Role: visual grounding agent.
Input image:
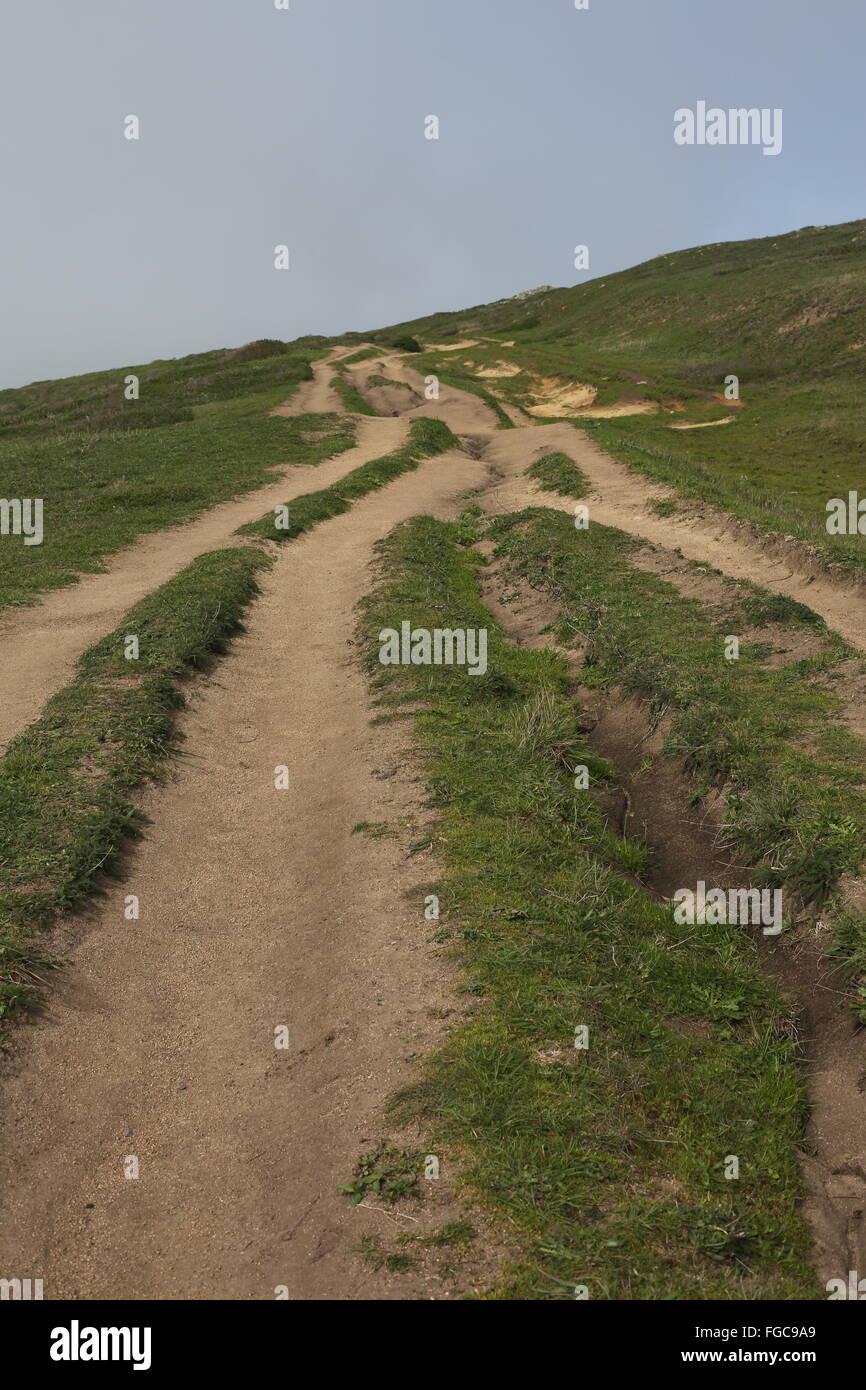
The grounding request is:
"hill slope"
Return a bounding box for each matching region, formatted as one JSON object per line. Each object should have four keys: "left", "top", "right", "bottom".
{"left": 360, "top": 219, "right": 866, "bottom": 571}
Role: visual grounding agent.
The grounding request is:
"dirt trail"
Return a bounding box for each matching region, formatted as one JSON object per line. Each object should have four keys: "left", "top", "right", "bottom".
{"left": 6, "top": 351, "right": 866, "bottom": 1300}
{"left": 0, "top": 442, "right": 486, "bottom": 1301}
{"left": 0, "top": 415, "right": 407, "bottom": 753}
{"left": 481, "top": 423, "right": 866, "bottom": 656}
{"left": 367, "top": 353, "right": 501, "bottom": 434}
{"left": 269, "top": 345, "right": 356, "bottom": 417}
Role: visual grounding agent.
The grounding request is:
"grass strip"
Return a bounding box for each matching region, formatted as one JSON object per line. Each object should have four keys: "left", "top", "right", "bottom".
{"left": 488, "top": 508, "right": 866, "bottom": 899}
{"left": 339, "top": 347, "right": 384, "bottom": 367}
{"left": 0, "top": 405, "right": 355, "bottom": 614}
{"left": 0, "top": 546, "right": 271, "bottom": 1027}
{"left": 488, "top": 507, "right": 866, "bottom": 996}
{"left": 526, "top": 451, "right": 589, "bottom": 498}
{"left": 331, "top": 365, "right": 379, "bottom": 416}
{"left": 238, "top": 417, "right": 459, "bottom": 544}
{"left": 356, "top": 514, "right": 818, "bottom": 1299}
{"left": 411, "top": 356, "right": 516, "bottom": 429}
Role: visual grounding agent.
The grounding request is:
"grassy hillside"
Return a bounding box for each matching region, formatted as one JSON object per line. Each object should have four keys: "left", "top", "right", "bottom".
{"left": 0, "top": 339, "right": 353, "bottom": 612}
{"left": 368, "top": 219, "right": 866, "bottom": 572}
{"left": 5, "top": 218, "right": 866, "bottom": 615}
{"left": 375, "top": 221, "right": 866, "bottom": 374}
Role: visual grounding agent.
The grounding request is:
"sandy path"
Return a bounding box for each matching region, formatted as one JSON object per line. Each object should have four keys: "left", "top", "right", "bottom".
{"left": 5, "top": 356, "right": 866, "bottom": 1302}
{"left": 269, "top": 345, "right": 356, "bottom": 417}
{"left": 370, "top": 353, "right": 501, "bottom": 434}
{"left": 0, "top": 416, "right": 407, "bottom": 753}
{"left": 481, "top": 423, "right": 866, "bottom": 655}
{"left": 0, "top": 442, "right": 486, "bottom": 1301}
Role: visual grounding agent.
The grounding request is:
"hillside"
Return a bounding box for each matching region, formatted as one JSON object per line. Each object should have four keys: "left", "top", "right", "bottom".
{"left": 372, "top": 219, "right": 866, "bottom": 380}
{"left": 363, "top": 219, "right": 866, "bottom": 570}
{"left": 4, "top": 220, "right": 866, "bottom": 1302}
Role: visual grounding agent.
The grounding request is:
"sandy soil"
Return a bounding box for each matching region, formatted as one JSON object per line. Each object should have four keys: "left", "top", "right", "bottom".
{"left": 524, "top": 377, "right": 597, "bottom": 416}
{"left": 669, "top": 416, "right": 735, "bottom": 430}
{"left": 475, "top": 362, "right": 521, "bottom": 379}
{"left": 5, "top": 350, "right": 866, "bottom": 1300}
{"left": 269, "top": 346, "right": 357, "bottom": 417}
{"left": 0, "top": 442, "right": 487, "bottom": 1301}
{"left": 481, "top": 423, "right": 866, "bottom": 655}
{"left": 0, "top": 414, "right": 408, "bottom": 753}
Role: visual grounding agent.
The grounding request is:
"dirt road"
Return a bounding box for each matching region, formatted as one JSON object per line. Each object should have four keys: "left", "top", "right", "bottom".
{"left": 4, "top": 348, "right": 866, "bottom": 1299}
{"left": 0, "top": 440, "right": 485, "bottom": 1300}
{"left": 0, "top": 414, "right": 406, "bottom": 753}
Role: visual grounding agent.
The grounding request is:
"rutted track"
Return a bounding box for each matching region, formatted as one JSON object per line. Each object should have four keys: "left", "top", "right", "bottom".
{"left": 4, "top": 345, "right": 866, "bottom": 1300}
{"left": 0, "top": 406, "right": 407, "bottom": 754}
{"left": 373, "top": 355, "right": 866, "bottom": 655}
{"left": 0, "top": 440, "right": 484, "bottom": 1300}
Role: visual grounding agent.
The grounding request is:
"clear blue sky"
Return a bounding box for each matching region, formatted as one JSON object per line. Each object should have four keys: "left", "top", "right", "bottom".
{"left": 2, "top": 0, "right": 864, "bottom": 387}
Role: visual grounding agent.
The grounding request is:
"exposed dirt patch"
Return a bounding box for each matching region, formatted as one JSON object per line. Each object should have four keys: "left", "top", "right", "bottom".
{"left": 423, "top": 340, "right": 480, "bottom": 352}
{"left": 379, "top": 353, "right": 501, "bottom": 433}
{"left": 817, "top": 658, "right": 866, "bottom": 743}
{"left": 669, "top": 416, "right": 736, "bottom": 430}
{"left": 525, "top": 376, "right": 597, "bottom": 417}
{"left": 475, "top": 361, "right": 521, "bottom": 379}
{"left": 777, "top": 305, "right": 835, "bottom": 335}
{"left": 350, "top": 364, "right": 421, "bottom": 417}
{"left": 631, "top": 545, "right": 744, "bottom": 609}
{"left": 576, "top": 401, "right": 658, "bottom": 419}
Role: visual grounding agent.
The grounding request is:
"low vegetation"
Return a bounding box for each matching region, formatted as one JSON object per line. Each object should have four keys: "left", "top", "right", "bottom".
{"left": 373, "top": 219, "right": 866, "bottom": 572}
{"left": 357, "top": 514, "right": 819, "bottom": 1299}
{"left": 239, "top": 417, "right": 457, "bottom": 543}
{"left": 0, "top": 334, "right": 354, "bottom": 614}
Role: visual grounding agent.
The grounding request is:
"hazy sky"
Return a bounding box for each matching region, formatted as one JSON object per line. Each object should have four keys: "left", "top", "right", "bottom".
{"left": 2, "top": 0, "right": 864, "bottom": 388}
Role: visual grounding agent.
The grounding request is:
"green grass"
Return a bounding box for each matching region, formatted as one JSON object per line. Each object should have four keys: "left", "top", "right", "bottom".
{"left": 340, "top": 1140, "right": 424, "bottom": 1206}
{"left": 352, "top": 1221, "right": 477, "bottom": 1279}
{"left": 527, "top": 451, "right": 588, "bottom": 498}
{"left": 371, "top": 218, "right": 866, "bottom": 572}
{"left": 0, "top": 339, "right": 317, "bottom": 439}
{"left": 582, "top": 392, "right": 866, "bottom": 574}
{"left": 339, "top": 347, "right": 383, "bottom": 366}
{"left": 356, "top": 514, "right": 820, "bottom": 1300}
{"left": 0, "top": 546, "right": 271, "bottom": 1026}
{"left": 0, "top": 395, "right": 355, "bottom": 614}
{"left": 487, "top": 507, "right": 866, "bottom": 910}
{"left": 331, "top": 364, "right": 379, "bottom": 416}
{"left": 0, "top": 331, "right": 356, "bottom": 614}
{"left": 238, "top": 417, "right": 458, "bottom": 544}
{"left": 411, "top": 355, "right": 516, "bottom": 429}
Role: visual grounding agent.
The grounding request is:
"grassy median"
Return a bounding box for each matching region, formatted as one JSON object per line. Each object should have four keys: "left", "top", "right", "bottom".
{"left": 355, "top": 513, "right": 822, "bottom": 1300}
